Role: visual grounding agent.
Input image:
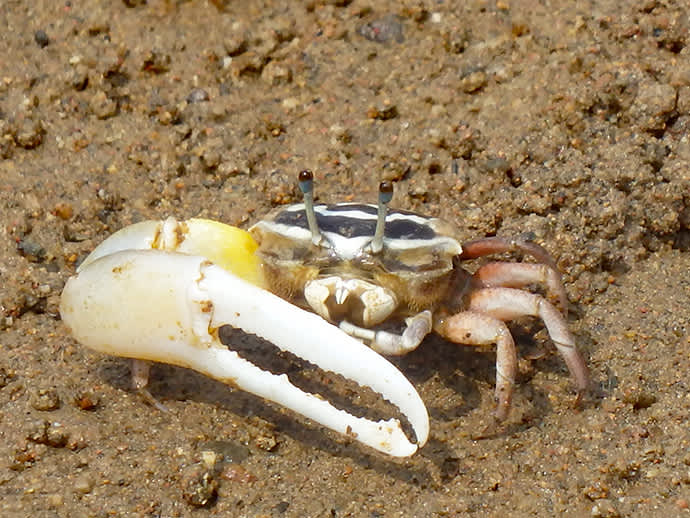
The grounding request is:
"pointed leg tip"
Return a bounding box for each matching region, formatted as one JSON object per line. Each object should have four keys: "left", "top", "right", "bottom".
{"left": 573, "top": 387, "right": 589, "bottom": 409}
{"left": 137, "top": 387, "right": 169, "bottom": 412}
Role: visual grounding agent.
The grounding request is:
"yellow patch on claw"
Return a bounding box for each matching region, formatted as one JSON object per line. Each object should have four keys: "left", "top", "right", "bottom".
{"left": 182, "top": 219, "right": 265, "bottom": 288}
{"left": 77, "top": 216, "right": 266, "bottom": 289}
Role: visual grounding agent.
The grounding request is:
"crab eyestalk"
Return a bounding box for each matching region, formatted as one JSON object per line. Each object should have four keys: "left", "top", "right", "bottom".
{"left": 371, "top": 181, "right": 393, "bottom": 254}
{"left": 298, "top": 170, "right": 322, "bottom": 246}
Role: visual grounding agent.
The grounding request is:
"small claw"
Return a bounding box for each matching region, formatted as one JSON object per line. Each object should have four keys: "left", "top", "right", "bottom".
{"left": 61, "top": 249, "right": 428, "bottom": 457}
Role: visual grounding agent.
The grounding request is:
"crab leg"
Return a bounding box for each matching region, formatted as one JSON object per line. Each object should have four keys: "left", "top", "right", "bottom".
{"left": 60, "top": 249, "right": 428, "bottom": 457}
{"left": 459, "top": 235, "right": 560, "bottom": 270}
{"left": 468, "top": 287, "right": 589, "bottom": 394}
{"left": 434, "top": 311, "right": 517, "bottom": 421}
{"left": 474, "top": 262, "right": 569, "bottom": 312}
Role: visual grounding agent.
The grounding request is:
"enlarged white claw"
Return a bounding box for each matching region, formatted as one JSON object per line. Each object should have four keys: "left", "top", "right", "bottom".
{"left": 60, "top": 249, "right": 429, "bottom": 457}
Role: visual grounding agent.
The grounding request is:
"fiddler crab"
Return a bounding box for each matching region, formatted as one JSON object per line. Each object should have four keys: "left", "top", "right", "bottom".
{"left": 60, "top": 171, "right": 589, "bottom": 457}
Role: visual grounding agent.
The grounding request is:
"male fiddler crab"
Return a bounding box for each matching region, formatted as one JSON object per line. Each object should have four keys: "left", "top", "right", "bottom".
{"left": 60, "top": 171, "right": 589, "bottom": 457}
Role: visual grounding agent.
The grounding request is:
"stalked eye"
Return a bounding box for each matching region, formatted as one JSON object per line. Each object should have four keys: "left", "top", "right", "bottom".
{"left": 371, "top": 181, "right": 394, "bottom": 254}
{"left": 297, "top": 170, "right": 321, "bottom": 245}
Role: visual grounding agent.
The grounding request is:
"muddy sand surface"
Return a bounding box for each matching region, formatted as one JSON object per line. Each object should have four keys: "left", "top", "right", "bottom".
{"left": 1, "top": 1, "right": 689, "bottom": 516}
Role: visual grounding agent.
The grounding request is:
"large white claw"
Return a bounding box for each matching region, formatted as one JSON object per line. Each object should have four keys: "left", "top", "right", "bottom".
{"left": 60, "top": 249, "right": 429, "bottom": 457}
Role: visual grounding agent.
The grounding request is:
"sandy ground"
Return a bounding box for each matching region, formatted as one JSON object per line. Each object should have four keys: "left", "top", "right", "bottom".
{"left": 1, "top": 0, "right": 689, "bottom": 516}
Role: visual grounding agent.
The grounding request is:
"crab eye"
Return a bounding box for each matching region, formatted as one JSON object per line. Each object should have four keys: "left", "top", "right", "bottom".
{"left": 298, "top": 169, "right": 313, "bottom": 186}
{"left": 379, "top": 181, "right": 394, "bottom": 201}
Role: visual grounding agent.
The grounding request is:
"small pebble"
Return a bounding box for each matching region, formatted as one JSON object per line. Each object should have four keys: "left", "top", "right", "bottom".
{"left": 17, "top": 240, "right": 46, "bottom": 262}
{"left": 255, "top": 432, "right": 278, "bottom": 452}
{"left": 46, "top": 422, "right": 69, "bottom": 447}
{"left": 27, "top": 420, "right": 51, "bottom": 444}
{"left": 180, "top": 464, "right": 218, "bottom": 507}
{"left": 90, "top": 90, "right": 118, "bottom": 119}
{"left": 367, "top": 104, "right": 398, "bottom": 121}
{"left": 73, "top": 474, "right": 95, "bottom": 494}
{"left": 141, "top": 50, "right": 171, "bottom": 73}
{"left": 30, "top": 387, "right": 61, "bottom": 411}
{"left": 220, "top": 463, "right": 256, "bottom": 483}
{"left": 34, "top": 30, "right": 50, "bottom": 48}
{"left": 358, "top": 14, "right": 404, "bottom": 43}
{"left": 200, "top": 450, "right": 218, "bottom": 470}
{"left": 460, "top": 70, "right": 488, "bottom": 93}
{"left": 27, "top": 419, "right": 69, "bottom": 447}
{"left": 15, "top": 120, "right": 44, "bottom": 149}
{"left": 622, "top": 386, "right": 657, "bottom": 410}
{"left": 198, "top": 439, "right": 250, "bottom": 463}
{"left": 187, "top": 88, "right": 210, "bottom": 103}
{"left": 73, "top": 389, "right": 99, "bottom": 410}
{"left": 0, "top": 366, "right": 13, "bottom": 388}
{"left": 54, "top": 202, "right": 74, "bottom": 220}
{"left": 261, "top": 62, "right": 292, "bottom": 86}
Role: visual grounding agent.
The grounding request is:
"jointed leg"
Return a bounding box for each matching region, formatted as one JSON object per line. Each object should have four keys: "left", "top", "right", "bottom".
{"left": 460, "top": 235, "right": 559, "bottom": 270}
{"left": 434, "top": 311, "right": 517, "bottom": 421}
{"left": 468, "top": 287, "right": 589, "bottom": 395}
{"left": 474, "top": 262, "right": 569, "bottom": 313}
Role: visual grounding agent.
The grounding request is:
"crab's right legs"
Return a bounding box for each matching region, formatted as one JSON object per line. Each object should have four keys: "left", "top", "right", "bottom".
{"left": 434, "top": 285, "right": 589, "bottom": 421}
{"left": 460, "top": 235, "right": 570, "bottom": 311}
{"left": 469, "top": 287, "right": 589, "bottom": 397}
